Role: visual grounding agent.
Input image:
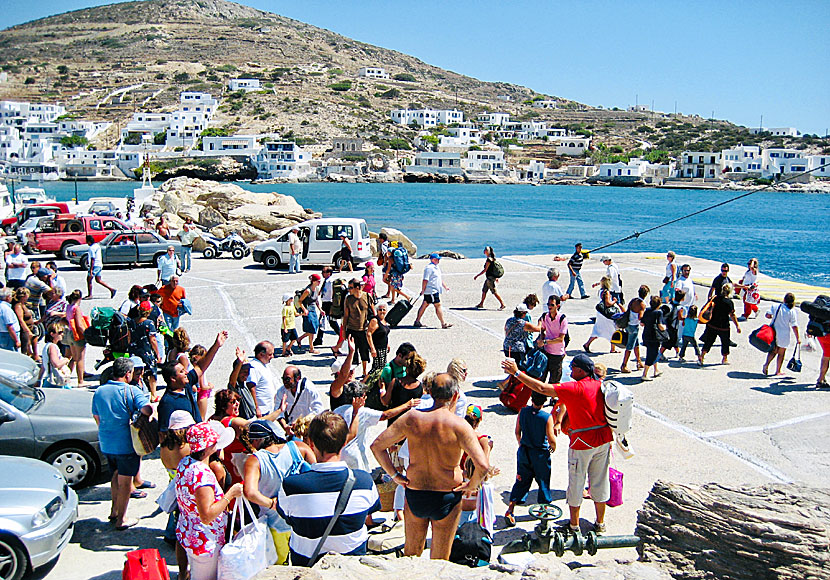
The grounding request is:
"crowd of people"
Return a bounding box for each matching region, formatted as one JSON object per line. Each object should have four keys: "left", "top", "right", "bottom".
{"left": 4, "top": 232, "right": 828, "bottom": 579}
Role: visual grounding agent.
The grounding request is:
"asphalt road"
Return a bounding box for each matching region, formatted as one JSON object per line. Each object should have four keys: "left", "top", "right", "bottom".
{"left": 29, "top": 249, "right": 829, "bottom": 579}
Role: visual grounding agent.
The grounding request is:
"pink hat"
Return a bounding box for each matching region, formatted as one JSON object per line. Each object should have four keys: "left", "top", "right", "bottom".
{"left": 186, "top": 421, "right": 235, "bottom": 453}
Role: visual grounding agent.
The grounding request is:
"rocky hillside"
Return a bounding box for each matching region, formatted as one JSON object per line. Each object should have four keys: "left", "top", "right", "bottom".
{"left": 1, "top": 0, "right": 824, "bottom": 158}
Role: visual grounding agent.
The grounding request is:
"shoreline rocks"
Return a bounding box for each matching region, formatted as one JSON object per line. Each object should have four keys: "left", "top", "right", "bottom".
{"left": 154, "top": 156, "right": 257, "bottom": 182}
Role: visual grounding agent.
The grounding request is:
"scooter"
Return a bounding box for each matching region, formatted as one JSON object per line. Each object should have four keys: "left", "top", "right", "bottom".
{"left": 200, "top": 231, "right": 251, "bottom": 259}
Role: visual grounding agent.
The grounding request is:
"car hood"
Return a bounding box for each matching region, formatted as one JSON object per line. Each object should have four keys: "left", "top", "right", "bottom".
{"left": 66, "top": 244, "right": 90, "bottom": 255}
{"left": 29, "top": 387, "right": 94, "bottom": 418}
{"left": 0, "top": 456, "right": 67, "bottom": 513}
{"left": 0, "top": 349, "right": 41, "bottom": 387}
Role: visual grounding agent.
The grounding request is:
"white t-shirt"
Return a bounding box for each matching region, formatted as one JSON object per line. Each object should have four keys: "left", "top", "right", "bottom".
{"left": 275, "top": 378, "right": 324, "bottom": 424}
{"left": 333, "top": 404, "right": 383, "bottom": 471}
{"left": 288, "top": 232, "right": 302, "bottom": 255}
{"left": 676, "top": 276, "right": 696, "bottom": 308}
{"left": 247, "top": 358, "right": 277, "bottom": 414}
{"left": 5, "top": 252, "right": 28, "bottom": 281}
{"left": 665, "top": 261, "right": 676, "bottom": 282}
{"left": 87, "top": 243, "right": 103, "bottom": 268}
{"left": 541, "top": 280, "right": 563, "bottom": 304}
{"left": 320, "top": 278, "right": 333, "bottom": 302}
{"left": 606, "top": 263, "right": 621, "bottom": 293}
{"left": 53, "top": 275, "right": 67, "bottom": 298}
{"left": 768, "top": 304, "right": 798, "bottom": 349}
{"left": 423, "top": 263, "right": 443, "bottom": 295}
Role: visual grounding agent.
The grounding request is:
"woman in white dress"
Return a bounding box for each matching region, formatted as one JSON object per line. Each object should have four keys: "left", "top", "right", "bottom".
{"left": 584, "top": 276, "right": 622, "bottom": 353}
{"left": 661, "top": 251, "right": 677, "bottom": 303}
{"left": 736, "top": 258, "right": 760, "bottom": 320}
{"left": 763, "top": 293, "right": 801, "bottom": 376}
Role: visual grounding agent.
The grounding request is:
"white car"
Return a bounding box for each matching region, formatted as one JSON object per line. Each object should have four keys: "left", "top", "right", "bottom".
{"left": 253, "top": 217, "right": 373, "bottom": 269}
{"left": 17, "top": 216, "right": 51, "bottom": 252}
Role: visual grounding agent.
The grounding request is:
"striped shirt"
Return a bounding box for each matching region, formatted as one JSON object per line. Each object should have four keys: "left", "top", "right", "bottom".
{"left": 277, "top": 461, "right": 380, "bottom": 567}
{"left": 568, "top": 250, "right": 584, "bottom": 272}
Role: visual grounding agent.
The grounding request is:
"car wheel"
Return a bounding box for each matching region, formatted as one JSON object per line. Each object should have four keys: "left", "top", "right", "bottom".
{"left": 22, "top": 244, "right": 32, "bottom": 255}
{"left": 152, "top": 253, "right": 165, "bottom": 267}
{"left": 231, "top": 247, "right": 245, "bottom": 260}
{"left": 203, "top": 246, "right": 217, "bottom": 259}
{"left": 44, "top": 445, "right": 96, "bottom": 488}
{"left": 79, "top": 255, "right": 89, "bottom": 271}
{"left": 0, "top": 535, "right": 28, "bottom": 580}
{"left": 59, "top": 243, "right": 75, "bottom": 260}
{"left": 332, "top": 251, "right": 342, "bottom": 270}
{"left": 263, "top": 252, "right": 280, "bottom": 269}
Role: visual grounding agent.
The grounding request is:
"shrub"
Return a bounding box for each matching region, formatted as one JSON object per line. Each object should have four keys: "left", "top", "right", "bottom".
{"left": 393, "top": 73, "right": 416, "bottom": 82}
{"left": 24, "top": 77, "right": 35, "bottom": 85}
{"left": 153, "top": 131, "right": 166, "bottom": 145}
{"left": 57, "top": 65, "right": 68, "bottom": 75}
{"left": 173, "top": 72, "right": 190, "bottom": 82}
{"left": 328, "top": 81, "right": 352, "bottom": 92}
{"left": 60, "top": 135, "right": 88, "bottom": 148}
{"left": 388, "top": 138, "right": 411, "bottom": 150}
{"left": 379, "top": 88, "right": 401, "bottom": 99}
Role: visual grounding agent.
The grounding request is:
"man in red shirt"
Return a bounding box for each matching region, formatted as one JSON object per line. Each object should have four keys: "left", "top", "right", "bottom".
{"left": 156, "top": 275, "right": 186, "bottom": 330}
{"left": 502, "top": 353, "right": 612, "bottom": 534}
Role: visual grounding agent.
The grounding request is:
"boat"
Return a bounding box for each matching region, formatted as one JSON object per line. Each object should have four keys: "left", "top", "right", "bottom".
{"left": 0, "top": 185, "right": 14, "bottom": 221}
{"left": 14, "top": 186, "right": 56, "bottom": 205}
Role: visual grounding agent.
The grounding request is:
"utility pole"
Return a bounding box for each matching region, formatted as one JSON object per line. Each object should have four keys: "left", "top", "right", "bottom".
{"left": 759, "top": 114, "right": 763, "bottom": 133}
{"left": 674, "top": 101, "right": 677, "bottom": 116}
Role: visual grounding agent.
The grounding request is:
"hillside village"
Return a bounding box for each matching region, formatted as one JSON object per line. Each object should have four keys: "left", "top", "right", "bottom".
{"left": 0, "top": 0, "right": 828, "bottom": 188}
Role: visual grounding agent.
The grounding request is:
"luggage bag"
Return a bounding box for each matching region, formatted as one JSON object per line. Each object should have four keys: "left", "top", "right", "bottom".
{"left": 386, "top": 298, "right": 416, "bottom": 327}
{"left": 122, "top": 548, "right": 169, "bottom": 580}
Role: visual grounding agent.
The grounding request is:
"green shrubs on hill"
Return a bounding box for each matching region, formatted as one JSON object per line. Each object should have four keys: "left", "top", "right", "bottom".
{"left": 329, "top": 81, "right": 352, "bottom": 92}
{"left": 393, "top": 73, "right": 416, "bottom": 82}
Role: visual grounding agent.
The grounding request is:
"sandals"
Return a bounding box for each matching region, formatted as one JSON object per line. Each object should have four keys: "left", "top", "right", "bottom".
{"left": 116, "top": 517, "right": 139, "bottom": 531}
{"left": 130, "top": 490, "right": 147, "bottom": 499}
{"left": 135, "top": 481, "right": 156, "bottom": 490}
{"left": 442, "top": 323, "right": 453, "bottom": 329}
{"left": 504, "top": 513, "right": 516, "bottom": 527}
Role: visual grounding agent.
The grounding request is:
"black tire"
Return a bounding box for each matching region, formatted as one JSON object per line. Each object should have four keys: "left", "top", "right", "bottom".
{"left": 152, "top": 253, "right": 165, "bottom": 267}
{"left": 263, "top": 252, "right": 280, "bottom": 269}
{"left": 231, "top": 247, "right": 245, "bottom": 260}
{"left": 22, "top": 244, "right": 32, "bottom": 255}
{"left": 0, "top": 535, "right": 28, "bottom": 580}
{"left": 79, "top": 255, "right": 89, "bottom": 271}
{"left": 332, "top": 251, "right": 342, "bottom": 270}
{"left": 59, "top": 242, "right": 75, "bottom": 260}
{"left": 203, "top": 246, "right": 217, "bottom": 259}
{"left": 43, "top": 444, "right": 97, "bottom": 489}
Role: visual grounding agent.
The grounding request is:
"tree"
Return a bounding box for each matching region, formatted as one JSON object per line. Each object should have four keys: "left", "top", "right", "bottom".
{"left": 60, "top": 135, "right": 88, "bottom": 148}
{"left": 57, "top": 65, "right": 69, "bottom": 75}
{"left": 153, "top": 130, "right": 167, "bottom": 145}
{"left": 393, "top": 73, "right": 416, "bottom": 82}
{"left": 24, "top": 77, "right": 35, "bottom": 85}
{"left": 388, "top": 138, "right": 411, "bottom": 150}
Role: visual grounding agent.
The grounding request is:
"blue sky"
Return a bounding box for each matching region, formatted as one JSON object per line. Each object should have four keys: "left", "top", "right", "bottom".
{"left": 3, "top": 0, "right": 828, "bottom": 135}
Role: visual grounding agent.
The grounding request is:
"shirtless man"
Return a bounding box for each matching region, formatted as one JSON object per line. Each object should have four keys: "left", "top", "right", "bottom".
{"left": 371, "top": 373, "right": 491, "bottom": 559}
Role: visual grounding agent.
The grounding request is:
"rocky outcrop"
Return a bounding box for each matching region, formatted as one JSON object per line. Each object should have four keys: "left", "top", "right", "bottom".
{"left": 403, "top": 171, "right": 466, "bottom": 184}
{"left": 417, "top": 250, "right": 466, "bottom": 260}
{"left": 154, "top": 156, "right": 258, "bottom": 181}
{"left": 636, "top": 481, "right": 830, "bottom": 580}
{"left": 253, "top": 553, "right": 672, "bottom": 580}
{"left": 379, "top": 227, "right": 417, "bottom": 256}
{"left": 144, "top": 177, "right": 320, "bottom": 243}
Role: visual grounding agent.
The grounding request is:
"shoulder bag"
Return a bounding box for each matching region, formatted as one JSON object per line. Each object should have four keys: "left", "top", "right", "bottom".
{"left": 284, "top": 378, "right": 306, "bottom": 424}
{"left": 698, "top": 298, "right": 716, "bottom": 324}
{"left": 125, "top": 385, "right": 159, "bottom": 456}
{"left": 749, "top": 305, "right": 779, "bottom": 353}
{"left": 308, "top": 469, "right": 356, "bottom": 566}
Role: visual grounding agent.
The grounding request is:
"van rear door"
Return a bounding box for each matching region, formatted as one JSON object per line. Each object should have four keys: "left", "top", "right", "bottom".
{"left": 311, "top": 223, "right": 352, "bottom": 265}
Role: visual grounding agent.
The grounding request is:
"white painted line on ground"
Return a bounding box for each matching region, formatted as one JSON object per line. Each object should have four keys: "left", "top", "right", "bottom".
{"left": 215, "top": 285, "right": 257, "bottom": 351}
{"left": 701, "top": 411, "right": 830, "bottom": 438}
{"left": 447, "top": 309, "right": 503, "bottom": 340}
{"left": 633, "top": 403, "right": 793, "bottom": 483}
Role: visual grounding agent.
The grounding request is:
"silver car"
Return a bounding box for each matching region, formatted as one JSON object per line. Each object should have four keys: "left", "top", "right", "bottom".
{"left": 0, "top": 456, "right": 78, "bottom": 580}
{"left": 64, "top": 230, "right": 183, "bottom": 269}
{"left": 0, "top": 373, "right": 105, "bottom": 489}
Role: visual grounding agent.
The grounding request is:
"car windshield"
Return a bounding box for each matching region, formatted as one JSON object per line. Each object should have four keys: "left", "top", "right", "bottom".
{"left": 0, "top": 374, "right": 39, "bottom": 413}
{"left": 100, "top": 232, "right": 117, "bottom": 245}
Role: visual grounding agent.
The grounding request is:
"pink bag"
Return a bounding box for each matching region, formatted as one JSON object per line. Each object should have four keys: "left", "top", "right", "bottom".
{"left": 607, "top": 467, "right": 624, "bottom": 507}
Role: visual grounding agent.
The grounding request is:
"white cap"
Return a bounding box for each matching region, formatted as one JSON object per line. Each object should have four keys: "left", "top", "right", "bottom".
{"left": 331, "top": 358, "right": 356, "bottom": 375}
{"left": 600, "top": 255, "right": 611, "bottom": 262}
{"left": 515, "top": 303, "right": 529, "bottom": 313}
{"left": 207, "top": 420, "right": 236, "bottom": 451}
{"left": 168, "top": 410, "right": 195, "bottom": 431}
{"left": 282, "top": 293, "right": 293, "bottom": 302}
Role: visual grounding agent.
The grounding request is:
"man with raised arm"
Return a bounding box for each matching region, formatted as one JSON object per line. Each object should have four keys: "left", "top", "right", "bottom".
{"left": 370, "top": 372, "right": 491, "bottom": 560}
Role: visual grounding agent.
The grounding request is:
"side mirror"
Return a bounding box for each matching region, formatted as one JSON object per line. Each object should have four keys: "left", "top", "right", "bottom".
{"left": 0, "top": 408, "right": 16, "bottom": 424}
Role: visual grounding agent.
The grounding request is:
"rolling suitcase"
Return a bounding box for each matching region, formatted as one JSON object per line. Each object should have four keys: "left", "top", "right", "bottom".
{"left": 386, "top": 298, "right": 415, "bottom": 327}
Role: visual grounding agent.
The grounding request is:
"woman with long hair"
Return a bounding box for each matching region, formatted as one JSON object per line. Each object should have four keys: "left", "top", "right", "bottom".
{"left": 64, "top": 290, "right": 89, "bottom": 387}
{"left": 762, "top": 293, "right": 801, "bottom": 376}
{"left": 366, "top": 302, "right": 391, "bottom": 373}
{"left": 297, "top": 274, "right": 322, "bottom": 354}
{"left": 12, "top": 287, "right": 37, "bottom": 360}
{"left": 41, "top": 323, "right": 71, "bottom": 388}
{"left": 474, "top": 246, "right": 506, "bottom": 310}
{"left": 584, "top": 276, "right": 622, "bottom": 354}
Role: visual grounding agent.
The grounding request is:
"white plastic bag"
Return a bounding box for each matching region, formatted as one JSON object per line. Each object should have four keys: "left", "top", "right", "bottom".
{"left": 156, "top": 479, "right": 177, "bottom": 513}
{"left": 217, "top": 497, "right": 277, "bottom": 580}
{"left": 802, "top": 336, "right": 818, "bottom": 353}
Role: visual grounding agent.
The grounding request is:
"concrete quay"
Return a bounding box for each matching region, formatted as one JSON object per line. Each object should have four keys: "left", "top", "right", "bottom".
{"left": 33, "top": 251, "right": 829, "bottom": 579}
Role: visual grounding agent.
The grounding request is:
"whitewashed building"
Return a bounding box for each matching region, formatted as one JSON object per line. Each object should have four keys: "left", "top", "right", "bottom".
{"left": 749, "top": 127, "right": 800, "bottom": 137}
{"left": 55, "top": 148, "right": 118, "bottom": 178}
{"left": 251, "top": 141, "right": 313, "bottom": 179}
{"left": 679, "top": 151, "right": 722, "bottom": 179}
{"left": 358, "top": 67, "right": 390, "bottom": 80}
{"left": 201, "top": 135, "right": 259, "bottom": 155}
{"left": 408, "top": 152, "right": 462, "bottom": 175}
{"left": 228, "top": 79, "right": 261, "bottom": 92}
{"left": 721, "top": 145, "right": 762, "bottom": 175}
{"left": 463, "top": 149, "right": 506, "bottom": 173}
{"left": 477, "top": 112, "right": 510, "bottom": 127}
{"left": 389, "top": 108, "right": 464, "bottom": 127}
{"left": 761, "top": 148, "right": 807, "bottom": 178}
{"left": 807, "top": 155, "right": 830, "bottom": 178}
{"left": 532, "top": 100, "right": 558, "bottom": 109}
{"left": 598, "top": 159, "right": 649, "bottom": 178}
{"left": 0, "top": 101, "right": 66, "bottom": 124}
{"left": 556, "top": 137, "right": 590, "bottom": 156}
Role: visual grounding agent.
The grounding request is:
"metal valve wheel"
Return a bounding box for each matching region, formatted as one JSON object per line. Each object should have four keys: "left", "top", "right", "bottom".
{"left": 527, "top": 503, "right": 563, "bottom": 521}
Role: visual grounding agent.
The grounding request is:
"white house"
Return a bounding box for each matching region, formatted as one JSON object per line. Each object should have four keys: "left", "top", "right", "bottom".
{"left": 598, "top": 159, "right": 649, "bottom": 179}
{"left": 251, "top": 141, "right": 313, "bottom": 179}
{"left": 477, "top": 112, "right": 510, "bottom": 127}
{"left": 358, "top": 67, "right": 390, "bottom": 80}
{"left": 761, "top": 148, "right": 807, "bottom": 178}
{"left": 679, "top": 151, "right": 722, "bottom": 179}
{"left": 389, "top": 108, "right": 464, "bottom": 127}
{"left": 201, "top": 135, "right": 259, "bottom": 155}
{"left": 749, "top": 127, "right": 800, "bottom": 137}
{"left": 523, "top": 160, "right": 547, "bottom": 181}
{"left": 228, "top": 78, "right": 261, "bottom": 92}
{"left": 556, "top": 137, "right": 590, "bottom": 156}
{"left": 408, "top": 151, "right": 462, "bottom": 175}
{"left": 0, "top": 101, "right": 66, "bottom": 124}
{"left": 121, "top": 112, "right": 171, "bottom": 148}
{"left": 721, "top": 145, "right": 762, "bottom": 175}
{"left": 566, "top": 165, "right": 597, "bottom": 178}
{"left": 55, "top": 148, "right": 118, "bottom": 179}
{"left": 332, "top": 138, "right": 368, "bottom": 154}
{"left": 807, "top": 155, "right": 830, "bottom": 178}
{"left": 463, "top": 149, "right": 506, "bottom": 174}
{"left": 166, "top": 92, "right": 219, "bottom": 149}
{"left": 532, "top": 100, "right": 558, "bottom": 109}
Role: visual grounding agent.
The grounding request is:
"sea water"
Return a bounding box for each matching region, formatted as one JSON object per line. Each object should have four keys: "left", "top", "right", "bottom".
{"left": 38, "top": 181, "right": 830, "bottom": 287}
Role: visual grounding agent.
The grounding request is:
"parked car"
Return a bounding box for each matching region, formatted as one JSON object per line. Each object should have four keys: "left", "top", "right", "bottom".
{"left": 0, "top": 373, "right": 105, "bottom": 488}
{"left": 0, "top": 456, "right": 78, "bottom": 580}
{"left": 16, "top": 216, "right": 51, "bottom": 253}
{"left": 253, "top": 218, "right": 372, "bottom": 269}
{"left": 87, "top": 200, "right": 117, "bottom": 216}
{"left": 1, "top": 203, "right": 70, "bottom": 235}
{"left": 0, "top": 349, "right": 41, "bottom": 389}
{"left": 27, "top": 214, "right": 129, "bottom": 259}
{"left": 201, "top": 231, "right": 250, "bottom": 259}
{"left": 64, "top": 230, "right": 183, "bottom": 269}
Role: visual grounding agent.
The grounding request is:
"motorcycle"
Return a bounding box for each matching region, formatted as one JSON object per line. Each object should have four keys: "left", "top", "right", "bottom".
{"left": 200, "top": 231, "right": 251, "bottom": 260}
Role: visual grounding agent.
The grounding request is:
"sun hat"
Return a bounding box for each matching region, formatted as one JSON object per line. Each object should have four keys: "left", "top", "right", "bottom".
{"left": 515, "top": 303, "right": 529, "bottom": 313}
{"left": 429, "top": 253, "right": 440, "bottom": 260}
{"left": 186, "top": 421, "right": 235, "bottom": 453}
{"left": 247, "top": 419, "right": 287, "bottom": 443}
{"left": 466, "top": 404, "right": 482, "bottom": 421}
{"left": 600, "top": 255, "right": 611, "bottom": 262}
{"left": 128, "top": 356, "right": 145, "bottom": 369}
{"left": 168, "top": 410, "right": 196, "bottom": 431}
{"left": 282, "top": 293, "right": 293, "bottom": 302}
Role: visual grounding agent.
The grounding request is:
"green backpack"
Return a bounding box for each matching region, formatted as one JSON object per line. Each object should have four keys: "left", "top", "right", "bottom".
{"left": 363, "top": 368, "right": 387, "bottom": 411}
{"left": 489, "top": 260, "right": 505, "bottom": 279}
{"left": 329, "top": 279, "right": 347, "bottom": 318}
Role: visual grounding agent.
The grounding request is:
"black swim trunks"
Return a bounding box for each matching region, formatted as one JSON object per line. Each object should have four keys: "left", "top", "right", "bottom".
{"left": 405, "top": 488, "right": 463, "bottom": 520}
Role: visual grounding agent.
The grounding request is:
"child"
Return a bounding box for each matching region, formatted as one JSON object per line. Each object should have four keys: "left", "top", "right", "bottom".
{"left": 281, "top": 292, "right": 299, "bottom": 356}
{"left": 504, "top": 391, "right": 556, "bottom": 527}
{"left": 679, "top": 305, "right": 701, "bottom": 362}
{"left": 189, "top": 345, "right": 213, "bottom": 419}
{"left": 459, "top": 405, "right": 496, "bottom": 534}
{"left": 658, "top": 289, "right": 684, "bottom": 361}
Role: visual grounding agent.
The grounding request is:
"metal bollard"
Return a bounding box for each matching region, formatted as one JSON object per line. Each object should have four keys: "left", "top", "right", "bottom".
{"left": 499, "top": 503, "right": 640, "bottom": 558}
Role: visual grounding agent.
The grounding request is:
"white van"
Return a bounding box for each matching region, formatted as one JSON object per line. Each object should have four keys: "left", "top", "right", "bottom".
{"left": 253, "top": 217, "right": 373, "bottom": 269}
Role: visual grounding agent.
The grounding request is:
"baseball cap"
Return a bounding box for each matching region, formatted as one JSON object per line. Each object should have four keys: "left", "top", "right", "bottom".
{"left": 600, "top": 255, "right": 611, "bottom": 262}
{"left": 466, "top": 404, "right": 482, "bottom": 421}
{"left": 139, "top": 300, "right": 153, "bottom": 312}
{"left": 128, "top": 356, "right": 145, "bottom": 369}
{"left": 247, "top": 419, "right": 287, "bottom": 443}
{"left": 282, "top": 293, "right": 293, "bottom": 302}
{"left": 168, "top": 410, "right": 195, "bottom": 431}
{"left": 309, "top": 274, "right": 321, "bottom": 281}
{"left": 429, "top": 253, "right": 440, "bottom": 260}
{"left": 37, "top": 268, "right": 54, "bottom": 278}
{"left": 515, "top": 303, "right": 529, "bottom": 313}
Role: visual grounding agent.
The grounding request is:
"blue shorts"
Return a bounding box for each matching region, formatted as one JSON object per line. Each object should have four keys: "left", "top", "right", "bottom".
{"left": 281, "top": 328, "right": 298, "bottom": 343}
{"left": 106, "top": 452, "right": 141, "bottom": 477}
{"left": 91, "top": 266, "right": 103, "bottom": 277}
{"left": 424, "top": 293, "right": 441, "bottom": 304}
{"left": 625, "top": 324, "right": 640, "bottom": 350}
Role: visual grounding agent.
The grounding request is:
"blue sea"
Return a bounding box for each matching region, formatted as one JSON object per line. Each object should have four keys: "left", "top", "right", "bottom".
{"left": 38, "top": 181, "right": 830, "bottom": 287}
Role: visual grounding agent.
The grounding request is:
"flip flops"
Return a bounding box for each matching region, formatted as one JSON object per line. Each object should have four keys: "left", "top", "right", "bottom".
{"left": 130, "top": 490, "right": 147, "bottom": 499}
{"left": 135, "top": 481, "right": 156, "bottom": 490}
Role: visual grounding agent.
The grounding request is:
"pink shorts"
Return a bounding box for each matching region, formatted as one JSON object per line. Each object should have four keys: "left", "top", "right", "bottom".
{"left": 818, "top": 335, "right": 830, "bottom": 357}
{"left": 198, "top": 388, "right": 213, "bottom": 401}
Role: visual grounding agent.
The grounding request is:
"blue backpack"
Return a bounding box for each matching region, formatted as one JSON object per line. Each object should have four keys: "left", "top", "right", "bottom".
{"left": 392, "top": 247, "right": 411, "bottom": 275}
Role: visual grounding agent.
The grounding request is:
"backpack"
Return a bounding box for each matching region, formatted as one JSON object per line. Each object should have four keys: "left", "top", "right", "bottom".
{"left": 449, "top": 522, "right": 491, "bottom": 567}
{"left": 488, "top": 260, "right": 504, "bottom": 279}
{"left": 392, "top": 247, "right": 411, "bottom": 275}
{"left": 602, "top": 380, "right": 634, "bottom": 436}
{"left": 294, "top": 288, "right": 305, "bottom": 312}
{"left": 85, "top": 306, "right": 116, "bottom": 347}
{"left": 109, "top": 311, "right": 133, "bottom": 353}
{"left": 499, "top": 375, "right": 530, "bottom": 413}
{"left": 329, "top": 279, "right": 347, "bottom": 318}
{"left": 362, "top": 368, "right": 386, "bottom": 411}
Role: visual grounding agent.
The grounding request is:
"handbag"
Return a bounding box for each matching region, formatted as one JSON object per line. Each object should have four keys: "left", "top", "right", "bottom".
{"left": 307, "top": 469, "right": 356, "bottom": 566}
{"left": 70, "top": 314, "right": 90, "bottom": 342}
{"left": 749, "top": 306, "right": 780, "bottom": 353}
{"left": 156, "top": 479, "right": 177, "bottom": 514}
{"left": 607, "top": 467, "right": 624, "bottom": 507}
{"left": 45, "top": 343, "right": 72, "bottom": 387}
{"left": 125, "top": 385, "right": 160, "bottom": 456}
{"left": 611, "top": 329, "right": 628, "bottom": 346}
{"left": 698, "top": 299, "right": 715, "bottom": 324}
{"left": 217, "top": 497, "right": 277, "bottom": 580}
{"left": 786, "top": 345, "right": 802, "bottom": 373}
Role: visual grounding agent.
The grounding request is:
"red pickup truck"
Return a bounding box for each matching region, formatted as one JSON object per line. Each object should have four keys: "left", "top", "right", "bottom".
{"left": 27, "top": 214, "right": 129, "bottom": 259}
{"left": 1, "top": 203, "right": 70, "bottom": 234}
